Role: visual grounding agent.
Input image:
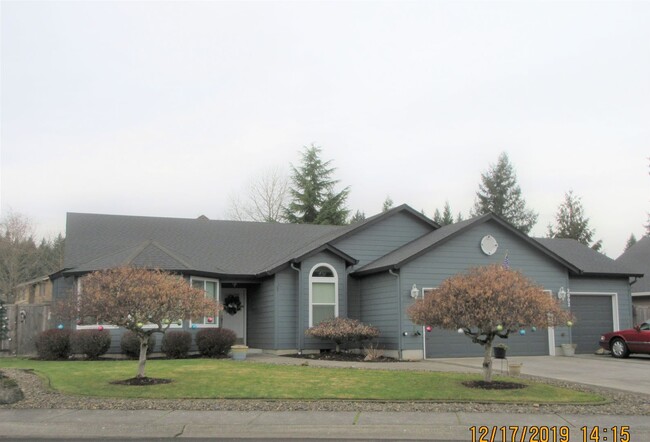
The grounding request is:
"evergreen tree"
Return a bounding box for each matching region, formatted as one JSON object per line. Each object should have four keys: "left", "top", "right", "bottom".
{"left": 350, "top": 210, "right": 366, "bottom": 223}
{"left": 0, "top": 298, "right": 8, "bottom": 341}
{"left": 382, "top": 196, "right": 394, "bottom": 212}
{"left": 625, "top": 234, "right": 637, "bottom": 251}
{"left": 547, "top": 191, "right": 600, "bottom": 249}
{"left": 440, "top": 201, "right": 455, "bottom": 225}
{"left": 456, "top": 212, "right": 464, "bottom": 223}
{"left": 284, "top": 144, "right": 350, "bottom": 225}
{"left": 471, "top": 152, "right": 538, "bottom": 234}
{"left": 0, "top": 213, "right": 65, "bottom": 302}
{"left": 433, "top": 209, "right": 442, "bottom": 225}
{"left": 433, "top": 202, "right": 455, "bottom": 226}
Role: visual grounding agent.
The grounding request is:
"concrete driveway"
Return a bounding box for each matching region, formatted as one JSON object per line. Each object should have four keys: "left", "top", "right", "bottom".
{"left": 430, "top": 353, "right": 650, "bottom": 395}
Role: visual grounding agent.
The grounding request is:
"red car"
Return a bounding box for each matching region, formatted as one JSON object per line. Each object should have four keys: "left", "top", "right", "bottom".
{"left": 599, "top": 321, "right": 650, "bottom": 358}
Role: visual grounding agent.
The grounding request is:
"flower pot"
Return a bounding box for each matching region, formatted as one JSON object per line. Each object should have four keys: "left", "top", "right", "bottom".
{"left": 561, "top": 343, "right": 575, "bottom": 357}
{"left": 231, "top": 345, "right": 248, "bottom": 361}
{"left": 508, "top": 363, "right": 523, "bottom": 376}
{"left": 493, "top": 347, "right": 507, "bottom": 359}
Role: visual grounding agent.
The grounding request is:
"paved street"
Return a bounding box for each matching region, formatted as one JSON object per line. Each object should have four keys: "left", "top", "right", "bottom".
{"left": 0, "top": 408, "right": 649, "bottom": 441}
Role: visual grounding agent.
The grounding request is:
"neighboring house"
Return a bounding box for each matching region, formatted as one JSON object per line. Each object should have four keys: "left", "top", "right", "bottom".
{"left": 50, "top": 205, "right": 641, "bottom": 359}
{"left": 617, "top": 237, "right": 650, "bottom": 323}
{"left": 13, "top": 276, "right": 53, "bottom": 305}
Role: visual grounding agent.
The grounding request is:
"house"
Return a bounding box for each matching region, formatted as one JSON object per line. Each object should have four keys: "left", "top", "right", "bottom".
{"left": 51, "top": 205, "right": 641, "bottom": 358}
{"left": 13, "top": 276, "right": 53, "bottom": 305}
{"left": 616, "top": 236, "right": 650, "bottom": 323}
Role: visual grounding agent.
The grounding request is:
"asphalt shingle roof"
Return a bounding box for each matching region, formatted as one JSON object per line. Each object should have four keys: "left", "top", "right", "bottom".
{"left": 616, "top": 236, "right": 650, "bottom": 292}
{"left": 535, "top": 237, "right": 641, "bottom": 277}
{"left": 63, "top": 205, "right": 435, "bottom": 278}
{"left": 64, "top": 213, "right": 346, "bottom": 277}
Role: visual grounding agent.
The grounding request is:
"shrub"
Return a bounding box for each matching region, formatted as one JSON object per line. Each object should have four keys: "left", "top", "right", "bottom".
{"left": 71, "top": 329, "right": 111, "bottom": 359}
{"left": 35, "top": 329, "right": 71, "bottom": 360}
{"left": 161, "top": 331, "right": 191, "bottom": 359}
{"left": 120, "top": 331, "right": 156, "bottom": 358}
{"left": 305, "top": 317, "right": 380, "bottom": 352}
{"left": 195, "top": 328, "right": 236, "bottom": 357}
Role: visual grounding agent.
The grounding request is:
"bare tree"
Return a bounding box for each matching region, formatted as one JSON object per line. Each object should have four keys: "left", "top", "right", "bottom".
{"left": 408, "top": 265, "right": 572, "bottom": 382}
{"left": 228, "top": 167, "right": 289, "bottom": 223}
{"left": 56, "top": 267, "right": 220, "bottom": 379}
{"left": 0, "top": 212, "right": 39, "bottom": 303}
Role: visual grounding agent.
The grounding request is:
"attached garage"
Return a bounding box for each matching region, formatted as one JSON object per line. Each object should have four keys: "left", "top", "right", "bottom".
{"left": 570, "top": 294, "right": 615, "bottom": 354}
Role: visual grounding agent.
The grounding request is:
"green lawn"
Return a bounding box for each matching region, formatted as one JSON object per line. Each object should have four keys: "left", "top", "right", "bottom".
{"left": 0, "top": 358, "right": 605, "bottom": 404}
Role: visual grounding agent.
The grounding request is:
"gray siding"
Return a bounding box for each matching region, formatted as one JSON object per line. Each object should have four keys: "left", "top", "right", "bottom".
{"left": 247, "top": 277, "right": 276, "bottom": 349}
{"left": 400, "top": 220, "right": 568, "bottom": 357}
{"left": 358, "top": 272, "right": 399, "bottom": 349}
{"left": 347, "top": 277, "right": 361, "bottom": 320}
{"left": 275, "top": 268, "right": 298, "bottom": 349}
{"left": 336, "top": 211, "right": 433, "bottom": 270}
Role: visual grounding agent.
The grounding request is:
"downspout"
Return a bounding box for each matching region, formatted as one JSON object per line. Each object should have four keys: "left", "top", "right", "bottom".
{"left": 388, "top": 269, "right": 402, "bottom": 360}
{"left": 291, "top": 263, "right": 302, "bottom": 354}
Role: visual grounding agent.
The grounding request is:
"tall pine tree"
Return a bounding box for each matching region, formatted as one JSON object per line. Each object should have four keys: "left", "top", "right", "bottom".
{"left": 547, "top": 190, "right": 601, "bottom": 250}
{"left": 471, "top": 152, "right": 538, "bottom": 234}
{"left": 433, "top": 201, "right": 455, "bottom": 226}
{"left": 284, "top": 145, "right": 350, "bottom": 225}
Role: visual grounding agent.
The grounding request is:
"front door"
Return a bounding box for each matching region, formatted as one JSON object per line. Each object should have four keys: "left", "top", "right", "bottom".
{"left": 221, "top": 288, "right": 246, "bottom": 345}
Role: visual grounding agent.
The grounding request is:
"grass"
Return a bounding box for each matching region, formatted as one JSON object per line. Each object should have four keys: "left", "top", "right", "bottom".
{"left": 0, "top": 358, "right": 606, "bottom": 404}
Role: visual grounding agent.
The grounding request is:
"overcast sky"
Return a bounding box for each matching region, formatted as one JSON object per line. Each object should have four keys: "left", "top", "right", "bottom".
{"left": 1, "top": 1, "right": 648, "bottom": 258}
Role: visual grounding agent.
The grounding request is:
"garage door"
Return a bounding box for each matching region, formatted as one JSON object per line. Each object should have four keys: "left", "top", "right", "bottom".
{"left": 570, "top": 295, "right": 613, "bottom": 354}
{"left": 425, "top": 326, "right": 549, "bottom": 358}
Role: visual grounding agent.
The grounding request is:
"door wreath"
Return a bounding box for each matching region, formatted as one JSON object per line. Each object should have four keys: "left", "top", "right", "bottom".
{"left": 223, "top": 294, "right": 242, "bottom": 315}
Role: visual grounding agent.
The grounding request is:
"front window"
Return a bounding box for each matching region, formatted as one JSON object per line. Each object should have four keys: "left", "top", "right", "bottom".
{"left": 190, "top": 277, "right": 220, "bottom": 327}
{"left": 309, "top": 264, "right": 338, "bottom": 326}
{"left": 75, "top": 277, "right": 118, "bottom": 330}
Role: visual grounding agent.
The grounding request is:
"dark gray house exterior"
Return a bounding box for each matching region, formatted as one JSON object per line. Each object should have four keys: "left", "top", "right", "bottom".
{"left": 617, "top": 236, "right": 650, "bottom": 323}
{"left": 51, "top": 205, "right": 641, "bottom": 359}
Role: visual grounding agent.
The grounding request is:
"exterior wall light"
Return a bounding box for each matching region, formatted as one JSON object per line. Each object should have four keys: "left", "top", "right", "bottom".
{"left": 410, "top": 284, "right": 420, "bottom": 299}
{"left": 557, "top": 287, "right": 566, "bottom": 302}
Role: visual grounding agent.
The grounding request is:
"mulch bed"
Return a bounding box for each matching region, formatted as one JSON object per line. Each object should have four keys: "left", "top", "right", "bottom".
{"left": 462, "top": 380, "right": 527, "bottom": 390}
{"left": 284, "top": 351, "right": 398, "bottom": 363}
{"left": 110, "top": 377, "right": 173, "bottom": 386}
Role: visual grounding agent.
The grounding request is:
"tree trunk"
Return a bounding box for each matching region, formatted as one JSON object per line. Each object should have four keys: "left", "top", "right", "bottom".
{"left": 137, "top": 336, "right": 149, "bottom": 378}
{"left": 482, "top": 343, "right": 493, "bottom": 383}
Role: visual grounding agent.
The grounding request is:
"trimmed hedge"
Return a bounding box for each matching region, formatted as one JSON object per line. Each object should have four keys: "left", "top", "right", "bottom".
{"left": 120, "top": 331, "right": 156, "bottom": 358}
{"left": 161, "top": 331, "right": 191, "bottom": 359}
{"left": 35, "top": 329, "right": 71, "bottom": 360}
{"left": 71, "top": 330, "right": 111, "bottom": 359}
{"left": 195, "top": 328, "right": 236, "bottom": 357}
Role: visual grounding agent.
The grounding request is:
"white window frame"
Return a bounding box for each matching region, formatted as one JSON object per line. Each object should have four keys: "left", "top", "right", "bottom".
{"left": 543, "top": 289, "right": 556, "bottom": 356}
{"left": 74, "top": 277, "right": 118, "bottom": 330}
{"left": 422, "top": 288, "right": 436, "bottom": 359}
{"left": 309, "top": 263, "right": 339, "bottom": 327}
{"left": 189, "top": 276, "right": 221, "bottom": 328}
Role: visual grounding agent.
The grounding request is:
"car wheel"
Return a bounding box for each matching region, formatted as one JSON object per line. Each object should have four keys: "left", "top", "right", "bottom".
{"left": 610, "top": 338, "right": 629, "bottom": 358}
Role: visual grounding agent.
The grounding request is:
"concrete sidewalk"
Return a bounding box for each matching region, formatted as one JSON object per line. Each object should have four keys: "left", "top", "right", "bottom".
{"left": 1, "top": 409, "right": 649, "bottom": 441}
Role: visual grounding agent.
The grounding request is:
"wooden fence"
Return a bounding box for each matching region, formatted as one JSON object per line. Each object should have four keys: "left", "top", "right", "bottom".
{"left": 0, "top": 304, "right": 53, "bottom": 356}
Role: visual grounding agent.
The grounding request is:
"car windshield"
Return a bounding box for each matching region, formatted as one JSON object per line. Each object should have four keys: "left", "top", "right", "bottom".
{"left": 641, "top": 322, "right": 650, "bottom": 331}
